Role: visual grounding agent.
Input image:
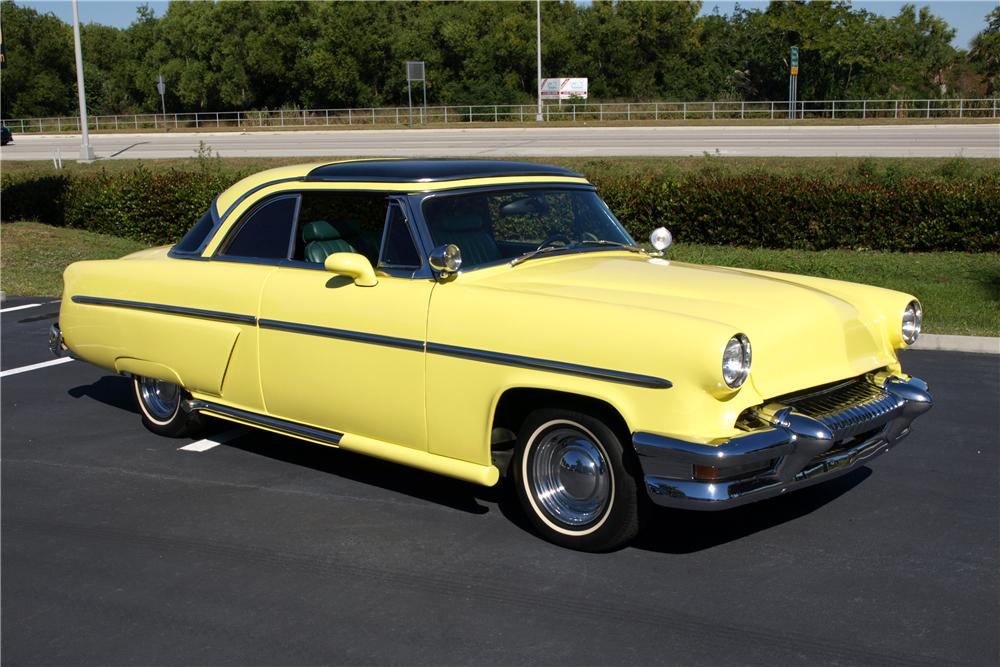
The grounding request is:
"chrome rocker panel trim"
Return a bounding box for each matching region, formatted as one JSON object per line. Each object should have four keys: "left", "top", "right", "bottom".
{"left": 634, "top": 375, "right": 932, "bottom": 510}
{"left": 186, "top": 399, "right": 344, "bottom": 446}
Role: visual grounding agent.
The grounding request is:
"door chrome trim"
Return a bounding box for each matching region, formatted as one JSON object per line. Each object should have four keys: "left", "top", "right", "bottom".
{"left": 257, "top": 319, "right": 425, "bottom": 351}
{"left": 186, "top": 400, "right": 344, "bottom": 445}
{"left": 426, "top": 342, "right": 672, "bottom": 389}
{"left": 71, "top": 295, "right": 257, "bottom": 325}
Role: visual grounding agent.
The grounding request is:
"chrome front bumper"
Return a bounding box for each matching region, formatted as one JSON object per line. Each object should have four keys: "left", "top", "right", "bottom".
{"left": 634, "top": 375, "right": 932, "bottom": 510}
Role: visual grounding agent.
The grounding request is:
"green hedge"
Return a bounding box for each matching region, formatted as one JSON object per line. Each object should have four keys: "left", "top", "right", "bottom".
{"left": 593, "top": 173, "right": 1000, "bottom": 252}
{"left": 2, "top": 164, "right": 998, "bottom": 251}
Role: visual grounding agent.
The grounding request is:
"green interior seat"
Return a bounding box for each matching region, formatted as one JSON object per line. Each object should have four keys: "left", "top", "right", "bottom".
{"left": 302, "top": 220, "right": 356, "bottom": 264}
{"left": 325, "top": 219, "right": 380, "bottom": 261}
{"left": 434, "top": 213, "right": 501, "bottom": 266}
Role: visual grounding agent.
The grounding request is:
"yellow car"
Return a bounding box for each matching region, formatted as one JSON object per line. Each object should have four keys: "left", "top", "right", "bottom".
{"left": 50, "top": 159, "right": 932, "bottom": 551}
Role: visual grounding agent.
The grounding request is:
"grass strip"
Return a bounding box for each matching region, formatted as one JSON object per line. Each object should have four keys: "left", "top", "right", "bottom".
{"left": 1, "top": 222, "right": 146, "bottom": 298}
{"left": 2, "top": 221, "right": 996, "bottom": 336}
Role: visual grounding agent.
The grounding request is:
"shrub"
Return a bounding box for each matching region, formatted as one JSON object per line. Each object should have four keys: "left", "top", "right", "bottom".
{"left": 62, "top": 166, "right": 237, "bottom": 244}
{"left": 0, "top": 173, "right": 72, "bottom": 225}
{"left": 591, "top": 173, "right": 1000, "bottom": 252}
{"left": 2, "top": 163, "right": 245, "bottom": 245}
{"left": 2, "top": 163, "right": 997, "bottom": 252}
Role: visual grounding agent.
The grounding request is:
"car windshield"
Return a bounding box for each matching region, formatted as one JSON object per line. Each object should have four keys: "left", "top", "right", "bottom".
{"left": 422, "top": 189, "right": 637, "bottom": 270}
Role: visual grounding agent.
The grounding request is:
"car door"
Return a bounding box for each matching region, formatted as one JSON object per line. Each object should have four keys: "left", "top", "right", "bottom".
{"left": 257, "top": 196, "right": 433, "bottom": 451}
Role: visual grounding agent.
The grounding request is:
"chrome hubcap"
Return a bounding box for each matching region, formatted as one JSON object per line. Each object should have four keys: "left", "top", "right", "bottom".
{"left": 531, "top": 426, "right": 611, "bottom": 527}
{"left": 139, "top": 377, "right": 180, "bottom": 421}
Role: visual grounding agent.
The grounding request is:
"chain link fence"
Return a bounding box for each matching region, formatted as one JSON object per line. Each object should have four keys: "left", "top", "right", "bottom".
{"left": 3, "top": 98, "right": 997, "bottom": 134}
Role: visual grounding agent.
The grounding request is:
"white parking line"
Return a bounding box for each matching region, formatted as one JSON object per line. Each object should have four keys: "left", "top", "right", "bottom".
{"left": 178, "top": 428, "right": 246, "bottom": 452}
{"left": 0, "top": 357, "right": 74, "bottom": 378}
{"left": 0, "top": 303, "right": 42, "bottom": 313}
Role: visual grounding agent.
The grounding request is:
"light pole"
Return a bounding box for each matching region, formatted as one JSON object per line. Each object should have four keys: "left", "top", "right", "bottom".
{"left": 535, "top": 0, "right": 543, "bottom": 122}
{"left": 71, "top": 0, "right": 95, "bottom": 161}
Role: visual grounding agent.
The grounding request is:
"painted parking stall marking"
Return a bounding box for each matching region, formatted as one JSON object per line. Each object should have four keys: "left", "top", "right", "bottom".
{"left": 178, "top": 428, "right": 247, "bottom": 453}
{"left": 0, "top": 357, "right": 74, "bottom": 378}
{"left": 0, "top": 303, "right": 42, "bottom": 314}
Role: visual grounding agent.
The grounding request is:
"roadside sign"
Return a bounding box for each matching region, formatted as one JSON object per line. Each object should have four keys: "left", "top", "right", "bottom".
{"left": 540, "top": 78, "right": 588, "bottom": 100}
{"left": 788, "top": 47, "right": 799, "bottom": 119}
{"left": 404, "top": 61, "right": 427, "bottom": 124}
{"left": 406, "top": 61, "right": 425, "bottom": 82}
{"left": 156, "top": 73, "right": 166, "bottom": 96}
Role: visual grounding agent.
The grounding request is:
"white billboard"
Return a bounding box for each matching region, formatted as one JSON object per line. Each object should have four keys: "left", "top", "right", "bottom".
{"left": 540, "top": 78, "right": 588, "bottom": 100}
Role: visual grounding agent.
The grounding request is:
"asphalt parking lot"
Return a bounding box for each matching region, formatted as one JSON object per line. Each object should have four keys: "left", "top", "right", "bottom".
{"left": 2, "top": 295, "right": 997, "bottom": 665}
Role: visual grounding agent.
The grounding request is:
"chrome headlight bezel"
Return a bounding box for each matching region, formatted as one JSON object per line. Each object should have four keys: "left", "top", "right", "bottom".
{"left": 902, "top": 300, "right": 922, "bottom": 345}
{"left": 722, "top": 333, "right": 752, "bottom": 389}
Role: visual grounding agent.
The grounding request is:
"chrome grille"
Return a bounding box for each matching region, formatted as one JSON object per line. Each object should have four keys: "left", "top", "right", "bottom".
{"left": 782, "top": 378, "right": 904, "bottom": 440}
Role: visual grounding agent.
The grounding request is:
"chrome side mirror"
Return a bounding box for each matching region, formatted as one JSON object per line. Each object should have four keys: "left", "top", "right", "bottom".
{"left": 429, "top": 244, "right": 462, "bottom": 278}
{"left": 649, "top": 227, "right": 672, "bottom": 256}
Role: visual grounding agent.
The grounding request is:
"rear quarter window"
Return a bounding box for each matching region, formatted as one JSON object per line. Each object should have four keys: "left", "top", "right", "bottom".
{"left": 172, "top": 210, "right": 217, "bottom": 254}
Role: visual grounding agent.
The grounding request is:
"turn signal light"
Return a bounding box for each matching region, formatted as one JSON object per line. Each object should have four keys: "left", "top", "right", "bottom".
{"left": 693, "top": 461, "right": 773, "bottom": 482}
{"left": 694, "top": 465, "right": 723, "bottom": 481}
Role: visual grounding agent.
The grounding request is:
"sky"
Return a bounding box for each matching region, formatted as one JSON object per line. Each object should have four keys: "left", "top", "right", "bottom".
{"left": 14, "top": 0, "right": 996, "bottom": 50}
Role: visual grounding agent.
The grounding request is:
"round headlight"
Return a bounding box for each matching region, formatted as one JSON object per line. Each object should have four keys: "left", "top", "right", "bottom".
{"left": 902, "top": 300, "right": 922, "bottom": 345}
{"left": 722, "top": 334, "right": 752, "bottom": 389}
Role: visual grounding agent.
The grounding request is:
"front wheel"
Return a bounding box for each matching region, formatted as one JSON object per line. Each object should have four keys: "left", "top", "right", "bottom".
{"left": 513, "top": 408, "right": 640, "bottom": 552}
{"left": 133, "top": 375, "right": 204, "bottom": 437}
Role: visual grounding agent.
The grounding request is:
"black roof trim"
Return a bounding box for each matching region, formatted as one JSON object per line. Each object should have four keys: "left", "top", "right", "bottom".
{"left": 304, "top": 159, "right": 584, "bottom": 183}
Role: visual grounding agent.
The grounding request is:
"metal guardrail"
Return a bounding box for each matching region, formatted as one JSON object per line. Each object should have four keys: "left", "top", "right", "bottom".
{"left": 3, "top": 98, "right": 997, "bottom": 134}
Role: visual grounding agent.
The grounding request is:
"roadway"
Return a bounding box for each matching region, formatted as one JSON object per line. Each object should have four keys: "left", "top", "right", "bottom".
{"left": 1, "top": 124, "right": 997, "bottom": 160}
{"left": 1, "top": 295, "right": 997, "bottom": 665}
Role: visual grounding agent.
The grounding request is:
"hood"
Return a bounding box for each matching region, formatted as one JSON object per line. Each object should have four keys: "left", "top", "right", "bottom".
{"left": 465, "top": 251, "right": 900, "bottom": 399}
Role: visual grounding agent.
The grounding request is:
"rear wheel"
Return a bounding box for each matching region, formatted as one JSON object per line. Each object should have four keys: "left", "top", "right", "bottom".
{"left": 133, "top": 375, "right": 204, "bottom": 437}
{"left": 513, "top": 408, "right": 640, "bottom": 552}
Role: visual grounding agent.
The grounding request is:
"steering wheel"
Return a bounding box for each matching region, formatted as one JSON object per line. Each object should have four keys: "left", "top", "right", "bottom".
{"left": 536, "top": 234, "right": 571, "bottom": 251}
{"left": 581, "top": 232, "right": 600, "bottom": 243}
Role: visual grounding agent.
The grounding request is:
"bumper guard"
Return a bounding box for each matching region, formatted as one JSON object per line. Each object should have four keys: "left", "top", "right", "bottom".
{"left": 48, "top": 323, "right": 71, "bottom": 358}
{"left": 634, "top": 375, "right": 932, "bottom": 510}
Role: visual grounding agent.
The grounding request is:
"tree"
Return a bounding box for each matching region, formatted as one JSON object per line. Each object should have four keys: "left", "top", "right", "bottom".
{"left": 0, "top": 0, "right": 984, "bottom": 118}
{"left": 969, "top": 6, "right": 1000, "bottom": 94}
{"left": 0, "top": 0, "right": 75, "bottom": 118}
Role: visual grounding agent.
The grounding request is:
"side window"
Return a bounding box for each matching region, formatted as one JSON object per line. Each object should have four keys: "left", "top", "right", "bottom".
{"left": 294, "top": 191, "right": 387, "bottom": 265}
{"left": 173, "top": 209, "right": 216, "bottom": 254}
{"left": 219, "top": 195, "right": 298, "bottom": 260}
{"left": 378, "top": 204, "right": 421, "bottom": 270}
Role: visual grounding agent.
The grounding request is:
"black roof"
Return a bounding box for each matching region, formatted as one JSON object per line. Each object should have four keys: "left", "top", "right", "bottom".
{"left": 304, "top": 159, "right": 583, "bottom": 183}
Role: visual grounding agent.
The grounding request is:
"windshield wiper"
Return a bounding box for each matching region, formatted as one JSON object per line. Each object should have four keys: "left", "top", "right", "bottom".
{"left": 509, "top": 245, "right": 570, "bottom": 267}
{"left": 574, "top": 239, "right": 648, "bottom": 255}
{"left": 509, "top": 240, "right": 647, "bottom": 267}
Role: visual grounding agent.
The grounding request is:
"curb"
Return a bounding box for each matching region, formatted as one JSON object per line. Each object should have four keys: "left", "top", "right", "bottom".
{"left": 910, "top": 334, "right": 999, "bottom": 355}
